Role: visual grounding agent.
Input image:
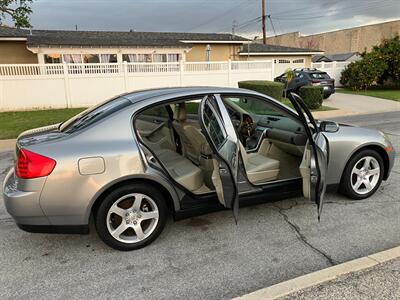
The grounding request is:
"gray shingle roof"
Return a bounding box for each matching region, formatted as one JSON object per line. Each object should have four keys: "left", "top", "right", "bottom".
{"left": 0, "top": 26, "right": 29, "bottom": 37}
{"left": 326, "top": 52, "right": 359, "bottom": 61}
{"left": 312, "top": 55, "right": 331, "bottom": 62}
{"left": 240, "top": 43, "right": 323, "bottom": 53}
{"left": 0, "top": 26, "right": 248, "bottom": 47}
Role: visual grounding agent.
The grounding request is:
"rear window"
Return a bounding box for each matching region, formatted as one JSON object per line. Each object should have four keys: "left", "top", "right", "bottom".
{"left": 60, "top": 96, "right": 131, "bottom": 133}
{"left": 309, "top": 72, "right": 330, "bottom": 79}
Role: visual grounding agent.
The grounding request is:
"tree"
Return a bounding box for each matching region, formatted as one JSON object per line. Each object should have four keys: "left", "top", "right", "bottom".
{"left": 340, "top": 36, "right": 400, "bottom": 90}
{"left": 340, "top": 51, "right": 386, "bottom": 90}
{"left": 284, "top": 68, "right": 294, "bottom": 98}
{"left": 373, "top": 35, "right": 400, "bottom": 84}
{"left": 0, "top": 0, "right": 33, "bottom": 28}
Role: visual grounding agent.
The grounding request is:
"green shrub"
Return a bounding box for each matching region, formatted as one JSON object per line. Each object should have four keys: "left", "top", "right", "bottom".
{"left": 340, "top": 52, "right": 387, "bottom": 90}
{"left": 340, "top": 36, "right": 400, "bottom": 90}
{"left": 298, "top": 86, "right": 323, "bottom": 109}
{"left": 238, "top": 80, "right": 284, "bottom": 100}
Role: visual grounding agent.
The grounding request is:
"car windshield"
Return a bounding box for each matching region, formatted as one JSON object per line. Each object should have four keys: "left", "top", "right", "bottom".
{"left": 60, "top": 96, "right": 131, "bottom": 133}
{"left": 309, "top": 72, "right": 330, "bottom": 79}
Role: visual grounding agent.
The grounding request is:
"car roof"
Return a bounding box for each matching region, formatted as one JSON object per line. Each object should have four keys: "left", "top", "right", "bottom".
{"left": 120, "top": 86, "right": 265, "bottom": 104}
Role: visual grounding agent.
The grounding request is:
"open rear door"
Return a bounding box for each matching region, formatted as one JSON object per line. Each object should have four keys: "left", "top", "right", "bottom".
{"left": 289, "top": 93, "right": 329, "bottom": 220}
{"left": 199, "top": 94, "right": 240, "bottom": 221}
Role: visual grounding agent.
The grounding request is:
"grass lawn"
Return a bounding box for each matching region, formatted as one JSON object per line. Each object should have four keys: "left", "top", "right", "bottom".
{"left": 0, "top": 108, "right": 86, "bottom": 139}
{"left": 336, "top": 88, "right": 400, "bottom": 101}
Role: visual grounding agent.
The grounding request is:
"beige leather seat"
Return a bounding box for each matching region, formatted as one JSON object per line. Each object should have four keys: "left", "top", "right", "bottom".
{"left": 154, "top": 149, "right": 203, "bottom": 191}
{"left": 173, "top": 103, "right": 206, "bottom": 164}
{"left": 239, "top": 143, "right": 280, "bottom": 184}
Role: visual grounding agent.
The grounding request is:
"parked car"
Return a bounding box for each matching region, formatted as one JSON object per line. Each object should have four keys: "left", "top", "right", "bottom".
{"left": 3, "top": 87, "right": 395, "bottom": 251}
{"left": 275, "top": 68, "right": 335, "bottom": 99}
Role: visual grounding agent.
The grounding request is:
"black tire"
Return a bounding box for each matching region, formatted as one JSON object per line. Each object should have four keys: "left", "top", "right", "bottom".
{"left": 339, "top": 149, "right": 384, "bottom": 200}
{"left": 95, "top": 183, "right": 168, "bottom": 251}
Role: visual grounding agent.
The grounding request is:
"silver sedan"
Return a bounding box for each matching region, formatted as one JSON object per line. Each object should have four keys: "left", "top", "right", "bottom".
{"left": 3, "top": 87, "right": 395, "bottom": 250}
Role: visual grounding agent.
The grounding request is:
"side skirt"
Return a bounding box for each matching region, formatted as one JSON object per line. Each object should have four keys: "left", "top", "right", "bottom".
{"left": 174, "top": 179, "right": 302, "bottom": 220}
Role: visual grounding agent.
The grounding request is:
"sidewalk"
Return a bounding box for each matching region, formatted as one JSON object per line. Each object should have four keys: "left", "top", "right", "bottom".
{"left": 280, "top": 258, "right": 400, "bottom": 299}
{"left": 313, "top": 92, "right": 400, "bottom": 119}
{"left": 235, "top": 246, "right": 400, "bottom": 300}
{"left": 0, "top": 139, "right": 16, "bottom": 152}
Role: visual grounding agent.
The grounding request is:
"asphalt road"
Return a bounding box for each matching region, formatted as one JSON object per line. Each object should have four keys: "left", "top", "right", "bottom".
{"left": 0, "top": 111, "right": 399, "bottom": 299}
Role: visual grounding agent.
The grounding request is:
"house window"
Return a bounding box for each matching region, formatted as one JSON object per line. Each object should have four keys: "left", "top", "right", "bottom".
{"left": 122, "top": 54, "right": 137, "bottom": 62}
{"left": 44, "top": 54, "right": 62, "bottom": 63}
{"left": 167, "top": 54, "right": 180, "bottom": 62}
{"left": 100, "top": 54, "right": 117, "bottom": 63}
{"left": 83, "top": 54, "right": 100, "bottom": 63}
{"left": 278, "top": 59, "right": 291, "bottom": 64}
{"left": 63, "top": 54, "right": 83, "bottom": 63}
{"left": 293, "top": 59, "right": 305, "bottom": 64}
{"left": 153, "top": 54, "right": 167, "bottom": 62}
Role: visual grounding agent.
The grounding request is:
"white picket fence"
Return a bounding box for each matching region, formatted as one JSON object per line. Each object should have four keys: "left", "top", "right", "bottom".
{"left": 311, "top": 61, "right": 350, "bottom": 87}
{"left": 0, "top": 60, "right": 275, "bottom": 111}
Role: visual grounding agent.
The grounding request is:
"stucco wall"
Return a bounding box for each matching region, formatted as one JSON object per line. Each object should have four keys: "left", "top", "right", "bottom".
{"left": 185, "top": 44, "right": 242, "bottom": 61}
{"left": 265, "top": 20, "right": 400, "bottom": 54}
{"left": 0, "top": 41, "right": 38, "bottom": 64}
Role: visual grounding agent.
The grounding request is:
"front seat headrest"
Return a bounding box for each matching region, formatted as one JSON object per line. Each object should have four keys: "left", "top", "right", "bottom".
{"left": 174, "top": 103, "right": 187, "bottom": 121}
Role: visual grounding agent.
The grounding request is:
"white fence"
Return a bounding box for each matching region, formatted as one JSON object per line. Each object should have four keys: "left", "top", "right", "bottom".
{"left": 0, "top": 60, "right": 274, "bottom": 111}
{"left": 311, "top": 61, "right": 350, "bottom": 87}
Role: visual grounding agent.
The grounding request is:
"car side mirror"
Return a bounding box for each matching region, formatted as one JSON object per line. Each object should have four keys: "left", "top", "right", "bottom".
{"left": 320, "top": 121, "right": 339, "bottom": 133}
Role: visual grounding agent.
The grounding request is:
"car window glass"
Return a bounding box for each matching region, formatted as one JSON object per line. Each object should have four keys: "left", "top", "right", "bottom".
{"left": 310, "top": 72, "right": 330, "bottom": 79}
{"left": 224, "top": 96, "right": 285, "bottom": 116}
{"left": 142, "top": 106, "right": 169, "bottom": 118}
{"left": 203, "top": 102, "right": 227, "bottom": 149}
{"left": 60, "top": 96, "right": 131, "bottom": 133}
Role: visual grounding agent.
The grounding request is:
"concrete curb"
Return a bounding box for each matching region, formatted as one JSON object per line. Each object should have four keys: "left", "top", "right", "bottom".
{"left": 234, "top": 246, "right": 400, "bottom": 300}
{"left": 0, "top": 139, "right": 16, "bottom": 152}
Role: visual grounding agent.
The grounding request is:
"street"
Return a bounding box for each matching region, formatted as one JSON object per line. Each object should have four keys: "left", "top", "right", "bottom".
{"left": 0, "top": 111, "right": 399, "bottom": 300}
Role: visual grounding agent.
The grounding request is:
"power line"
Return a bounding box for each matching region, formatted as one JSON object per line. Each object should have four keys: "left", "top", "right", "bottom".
{"left": 186, "top": 0, "right": 250, "bottom": 32}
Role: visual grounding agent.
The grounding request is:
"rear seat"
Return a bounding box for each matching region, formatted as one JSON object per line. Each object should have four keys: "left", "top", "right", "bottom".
{"left": 154, "top": 149, "right": 203, "bottom": 191}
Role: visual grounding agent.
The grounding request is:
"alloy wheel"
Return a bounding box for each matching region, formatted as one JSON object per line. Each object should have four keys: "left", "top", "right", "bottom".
{"left": 106, "top": 193, "right": 159, "bottom": 243}
{"left": 350, "top": 156, "right": 380, "bottom": 195}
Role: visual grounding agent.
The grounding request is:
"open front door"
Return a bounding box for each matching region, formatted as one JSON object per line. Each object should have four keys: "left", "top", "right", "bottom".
{"left": 289, "top": 93, "right": 329, "bottom": 220}
{"left": 199, "top": 94, "right": 240, "bottom": 221}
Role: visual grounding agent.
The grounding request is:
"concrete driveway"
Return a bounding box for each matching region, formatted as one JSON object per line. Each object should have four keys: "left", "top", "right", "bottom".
{"left": 313, "top": 92, "right": 400, "bottom": 119}
{"left": 0, "top": 112, "right": 399, "bottom": 299}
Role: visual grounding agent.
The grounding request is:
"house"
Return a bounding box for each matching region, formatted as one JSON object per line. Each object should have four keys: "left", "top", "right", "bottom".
{"left": 240, "top": 43, "right": 323, "bottom": 75}
{"left": 0, "top": 26, "right": 322, "bottom": 67}
{"left": 0, "top": 27, "right": 247, "bottom": 64}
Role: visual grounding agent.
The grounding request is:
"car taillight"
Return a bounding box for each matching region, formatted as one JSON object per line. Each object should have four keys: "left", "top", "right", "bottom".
{"left": 15, "top": 149, "right": 56, "bottom": 179}
{"left": 310, "top": 80, "right": 321, "bottom": 86}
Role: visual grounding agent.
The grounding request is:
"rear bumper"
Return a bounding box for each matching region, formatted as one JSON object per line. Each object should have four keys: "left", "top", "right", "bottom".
{"left": 3, "top": 169, "right": 50, "bottom": 226}
{"left": 322, "top": 85, "right": 335, "bottom": 96}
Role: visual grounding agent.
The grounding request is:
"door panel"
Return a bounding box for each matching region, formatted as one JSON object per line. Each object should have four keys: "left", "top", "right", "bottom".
{"left": 136, "top": 106, "right": 175, "bottom": 151}
{"left": 288, "top": 92, "right": 329, "bottom": 219}
{"left": 199, "top": 95, "right": 240, "bottom": 220}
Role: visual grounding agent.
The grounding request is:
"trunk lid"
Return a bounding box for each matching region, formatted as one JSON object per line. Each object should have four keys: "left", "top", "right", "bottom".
{"left": 16, "top": 123, "right": 66, "bottom": 153}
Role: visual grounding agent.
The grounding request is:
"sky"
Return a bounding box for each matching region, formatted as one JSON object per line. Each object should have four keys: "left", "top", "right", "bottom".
{"left": 7, "top": 0, "right": 400, "bottom": 37}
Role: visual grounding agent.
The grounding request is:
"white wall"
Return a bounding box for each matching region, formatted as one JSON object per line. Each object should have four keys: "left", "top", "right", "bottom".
{"left": 0, "top": 61, "right": 274, "bottom": 111}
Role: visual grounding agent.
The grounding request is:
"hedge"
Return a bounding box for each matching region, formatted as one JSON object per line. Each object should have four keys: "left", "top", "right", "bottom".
{"left": 238, "top": 80, "right": 284, "bottom": 101}
{"left": 298, "top": 86, "right": 323, "bottom": 109}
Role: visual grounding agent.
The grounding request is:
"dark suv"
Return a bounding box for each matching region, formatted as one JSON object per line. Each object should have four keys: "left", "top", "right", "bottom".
{"left": 274, "top": 68, "right": 335, "bottom": 99}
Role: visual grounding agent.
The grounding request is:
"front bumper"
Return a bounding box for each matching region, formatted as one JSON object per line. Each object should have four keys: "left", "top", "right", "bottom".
{"left": 2, "top": 168, "right": 50, "bottom": 226}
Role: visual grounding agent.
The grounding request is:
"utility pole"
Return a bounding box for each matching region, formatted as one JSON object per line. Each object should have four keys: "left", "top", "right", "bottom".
{"left": 262, "top": 0, "right": 266, "bottom": 44}
{"left": 232, "top": 20, "right": 238, "bottom": 35}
